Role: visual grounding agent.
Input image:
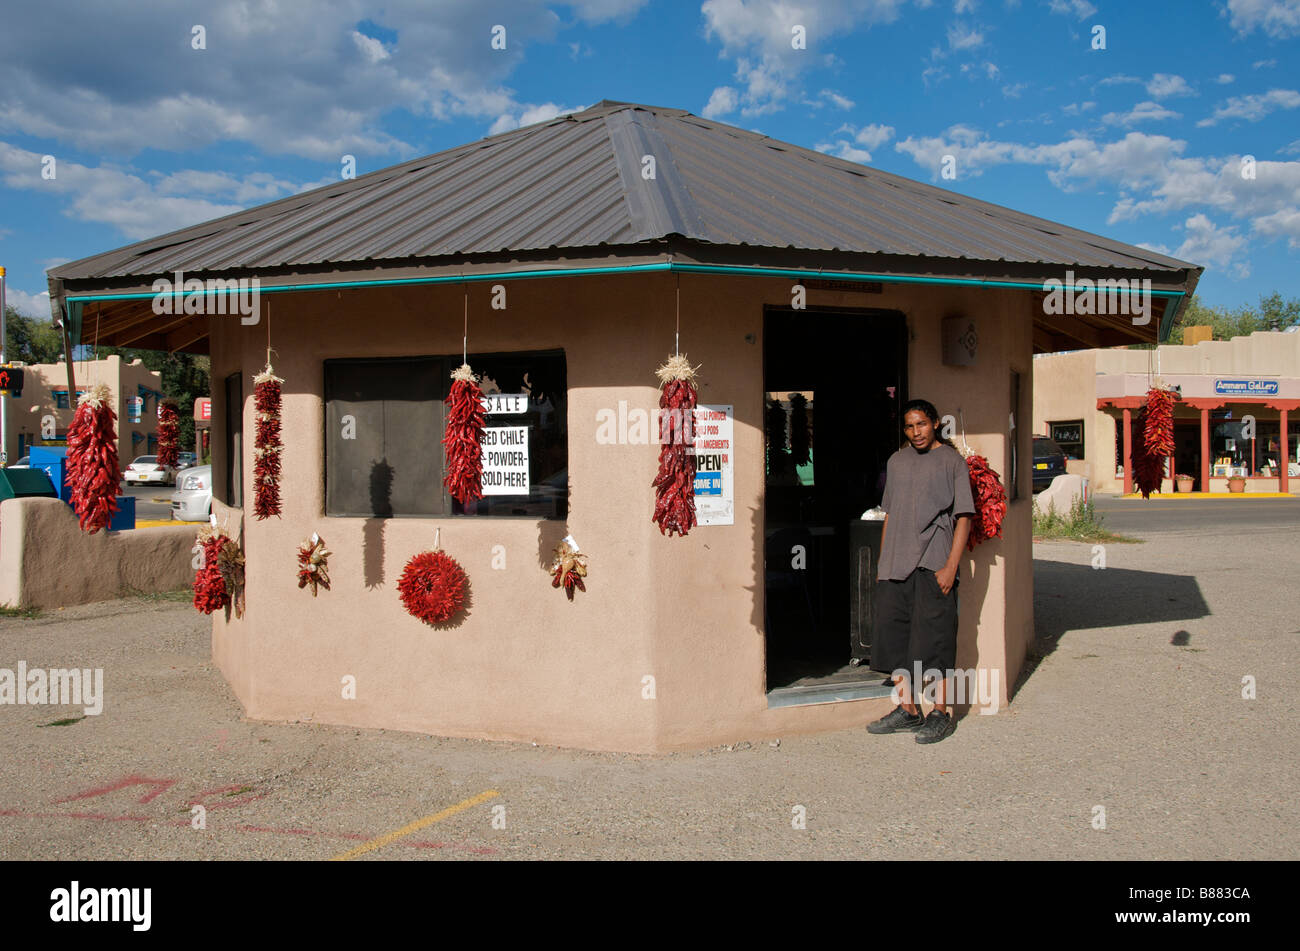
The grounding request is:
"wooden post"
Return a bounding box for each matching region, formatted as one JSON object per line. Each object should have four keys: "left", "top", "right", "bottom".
{"left": 1282, "top": 408, "right": 1290, "bottom": 494}
{"left": 1122, "top": 407, "right": 1133, "bottom": 496}
{"left": 1200, "top": 407, "right": 1210, "bottom": 492}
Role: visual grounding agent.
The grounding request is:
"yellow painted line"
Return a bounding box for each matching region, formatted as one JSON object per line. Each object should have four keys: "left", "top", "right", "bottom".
{"left": 330, "top": 789, "right": 499, "bottom": 861}
{"left": 1118, "top": 492, "right": 1296, "bottom": 500}
{"left": 133, "top": 519, "right": 196, "bottom": 528}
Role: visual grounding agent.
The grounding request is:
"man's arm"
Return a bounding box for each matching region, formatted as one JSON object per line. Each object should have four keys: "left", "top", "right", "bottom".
{"left": 935, "top": 515, "right": 970, "bottom": 594}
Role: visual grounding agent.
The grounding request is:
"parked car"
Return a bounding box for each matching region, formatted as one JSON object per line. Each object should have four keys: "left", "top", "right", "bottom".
{"left": 124, "top": 455, "right": 176, "bottom": 486}
{"left": 7, "top": 456, "right": 30, "bottom": 469}
{"left": 176, "top": 452, "right": 198, "bottom": 471}
{"left": 171, "top": 465, "right": 212, "bottom": 521}
{"left": 1032, "top": 436, "right": 1067, "bottom": 492}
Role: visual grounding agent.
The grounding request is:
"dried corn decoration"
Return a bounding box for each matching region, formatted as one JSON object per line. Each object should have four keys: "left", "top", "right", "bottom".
{"left": 296, "top": 533, "right": 331, "bottom": 596}
{"left": 193, "top": 525, "right": 245, "bottom": 619}
{"left": 443, "top": 363, "right": 486, "bottom": 506}
{"left": 549, "top": 538, "right": 589, "bottom": 600}
{"left": 252, "top": 364, "right": 284, "bottom": 519}
{"left": 65, "top": 383, "right": 123, "bottom": 534}
{"left": 651, "top": 354, "right": 699, "bottom": 537}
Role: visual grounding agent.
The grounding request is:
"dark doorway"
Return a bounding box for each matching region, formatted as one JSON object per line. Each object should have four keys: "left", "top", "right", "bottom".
{"left": 763, "top": 307, "right": 906, "bottom": 691}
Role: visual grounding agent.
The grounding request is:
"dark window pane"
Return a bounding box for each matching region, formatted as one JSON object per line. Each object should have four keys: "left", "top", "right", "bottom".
{"left": 325, "top": 357, "right": 444, "bottom": 517}
{"left": 224, "top": 372, "right": 242, "bottom": 507}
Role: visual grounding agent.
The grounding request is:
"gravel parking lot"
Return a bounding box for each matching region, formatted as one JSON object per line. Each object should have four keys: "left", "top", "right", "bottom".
{"left": 1, "top": 505, "right": 1296, "bottom": 860}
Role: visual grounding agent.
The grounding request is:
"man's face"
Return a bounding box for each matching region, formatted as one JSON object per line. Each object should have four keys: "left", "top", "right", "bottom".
{"left": 904, "top": 409, "right": 937, "bottom": 451}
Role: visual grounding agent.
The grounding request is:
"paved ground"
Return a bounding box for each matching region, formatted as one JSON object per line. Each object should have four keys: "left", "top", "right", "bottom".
{"left": 0, "top": 511, "right": 1295, "bottom": 860}
{"left": 1093, "top": 493, "right": 1300, "bottom": 536}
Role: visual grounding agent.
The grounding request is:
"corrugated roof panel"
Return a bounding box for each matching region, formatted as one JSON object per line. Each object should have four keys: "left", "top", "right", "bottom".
{"left": 49, "top": 99, "right": 1199, "bottom": 284}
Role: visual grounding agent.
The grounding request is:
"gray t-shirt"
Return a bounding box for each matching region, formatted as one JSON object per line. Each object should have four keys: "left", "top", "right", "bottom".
{"left": 877, "top": 442, "right": 976, "bottom": 581}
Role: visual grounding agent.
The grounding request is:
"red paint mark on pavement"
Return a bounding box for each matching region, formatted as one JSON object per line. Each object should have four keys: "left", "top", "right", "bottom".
{"left": 54, "top": 774, "right": 178, "bottom": 805}
{"left": 184, "top": 784, "right": 267, "bottom": 811}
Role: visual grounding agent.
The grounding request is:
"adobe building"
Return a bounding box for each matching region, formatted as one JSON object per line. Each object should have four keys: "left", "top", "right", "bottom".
{"left": 1034, "top": 330, "right": 1300, "bottom": 495}
{"left": 4, "top": 355, "right": 164, "bottom": 467}
{"left": 44, "top": 101, "right": 1202, "bottom": 752}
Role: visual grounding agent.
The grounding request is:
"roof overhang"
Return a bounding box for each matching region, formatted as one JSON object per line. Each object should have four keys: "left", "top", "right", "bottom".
{"left": 47, "top": 237, "right": 1200, "bottom": 355}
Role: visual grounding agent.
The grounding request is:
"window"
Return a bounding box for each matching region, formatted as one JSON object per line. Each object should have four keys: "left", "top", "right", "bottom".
{"left": 324, "top": 350, "right": 567, "bottom": 519}
{"left": 224, "top": 372, "right": 243, "bottom": 507}
{"left": 1049, "top": 419, "right": 1085, "bottom": 459}
{"left": 53, "top": 390, "right": 69, "bottom": 409}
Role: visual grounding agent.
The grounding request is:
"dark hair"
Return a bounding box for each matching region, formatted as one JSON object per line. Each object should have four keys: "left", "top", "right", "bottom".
{"left": 901, "top": 398, "right": 955, "bottom": 449}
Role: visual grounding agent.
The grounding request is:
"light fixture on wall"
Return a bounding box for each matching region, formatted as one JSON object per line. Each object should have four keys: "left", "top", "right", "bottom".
{"left": 942, "top": 315, "right": 978, "bottom": 366}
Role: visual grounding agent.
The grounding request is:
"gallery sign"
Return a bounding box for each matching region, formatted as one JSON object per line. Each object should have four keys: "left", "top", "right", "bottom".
{"left": 1214, "top": 379, "right": 1279, "bottom": 396}
{"left": 693, "top": 404, "right": 734, "bottom": 526}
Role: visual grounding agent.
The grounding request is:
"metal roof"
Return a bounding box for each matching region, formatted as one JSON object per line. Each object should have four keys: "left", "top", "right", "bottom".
{"left": 49, "top": 100, "right": 1200, "bottom": 283}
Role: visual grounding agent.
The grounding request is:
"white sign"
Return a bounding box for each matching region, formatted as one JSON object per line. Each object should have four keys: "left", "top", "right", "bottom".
{"left": 693, "top": 404, "right": 734, "bottom": 526}
{"left": 126, "top": 397, "right": 143, "bottom": 423}
{"left": 481, "top": 393, "right": 529, "bottom": 415}
{"left": 480, "top": 426, "right": 530, "bottom": 495}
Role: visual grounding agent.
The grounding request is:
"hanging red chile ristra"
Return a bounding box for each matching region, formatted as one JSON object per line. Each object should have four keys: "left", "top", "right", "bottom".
{"left": 443, "top": 363, "right": 486, "bottom": 506}
{"left": 1133, "top": 384, "right": 1177, "bottom": 498}
{"left": 252, "top": 364, "right": 284, "bottom": 519}
{"left": 65, "top": 383, "right": 123, "bottom": 534}
{"left": 652, "top": 354, "right": 700, "bottom": 537}
{"left": 156, "top": 399, "right": 180, "bottom": 469}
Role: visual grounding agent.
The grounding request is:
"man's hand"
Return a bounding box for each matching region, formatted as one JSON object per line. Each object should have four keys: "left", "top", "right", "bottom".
{"left": 935, "top": 563, "right": 958, "bottom": 594}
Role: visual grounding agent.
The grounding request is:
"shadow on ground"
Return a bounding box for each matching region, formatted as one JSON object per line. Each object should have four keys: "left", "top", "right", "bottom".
{"left": 1015, "top": 559, "right": 1212, "bottom": 699}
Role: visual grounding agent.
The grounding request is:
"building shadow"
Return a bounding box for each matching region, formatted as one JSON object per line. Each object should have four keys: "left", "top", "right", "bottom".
{"left": 1014, "top": 558, "right": 1212, "bottom": 699}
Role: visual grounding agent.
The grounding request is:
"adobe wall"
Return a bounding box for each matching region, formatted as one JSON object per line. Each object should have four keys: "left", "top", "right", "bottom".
{"left": 207, "top": 271, "right": 1035, "bottom": 752}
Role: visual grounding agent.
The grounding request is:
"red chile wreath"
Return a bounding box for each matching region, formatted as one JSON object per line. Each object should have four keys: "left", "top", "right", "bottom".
{"left": 65, "top": 384, "right": 123, "bottom": 534}
{"left": 443, "top": 363, "right": 486, "bottom": 506}
{"left": 252, "top": 364, "right": 284, "bottom": 519}
{"left": 398, "top": 548, "right": 469, "bottom": 625}
{"left": 964, "top": 453, "right": 1008, "bottom": 549}
{"left": 156, "top": 399, "right": 180, "bottom": 469}
{"left": 651, "top": 354, "right": 700, "bottom": 537}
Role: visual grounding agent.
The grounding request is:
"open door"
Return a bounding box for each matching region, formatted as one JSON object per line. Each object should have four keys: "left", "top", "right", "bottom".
{"left": 763, "top": 307, "right": 907, "bottom": 696}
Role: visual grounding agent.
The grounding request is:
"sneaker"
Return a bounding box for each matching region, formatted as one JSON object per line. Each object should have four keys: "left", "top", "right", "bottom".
{"left": 866, "top": 705, "right": 924, "bottom": 734}
{"left": 914, "top": 710, "right": 956, "bottom": 744}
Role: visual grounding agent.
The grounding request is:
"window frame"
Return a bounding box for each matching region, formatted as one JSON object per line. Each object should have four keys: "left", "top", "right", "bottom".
{"left": 322, "top": 348, "right": 568, "bottom": 520}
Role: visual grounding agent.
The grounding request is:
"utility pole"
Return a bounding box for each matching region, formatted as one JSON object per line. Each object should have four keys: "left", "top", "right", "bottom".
{"left": 0, "top": 265, "right": 7, "bottom": 466}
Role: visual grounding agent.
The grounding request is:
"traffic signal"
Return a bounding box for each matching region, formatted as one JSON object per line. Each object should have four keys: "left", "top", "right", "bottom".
{"left": 0, "top": 366, "right": 23, "bottom": 398}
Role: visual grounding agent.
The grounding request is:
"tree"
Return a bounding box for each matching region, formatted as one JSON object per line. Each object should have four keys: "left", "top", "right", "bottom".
{"left": 4, "top": 307, "right": 64, "bottom": 364}
{"left": 1138, "top": 291, "right": 1300, "bottom": 348}
{"left": 97, "top": 346, "right": 211, "bottom": 453}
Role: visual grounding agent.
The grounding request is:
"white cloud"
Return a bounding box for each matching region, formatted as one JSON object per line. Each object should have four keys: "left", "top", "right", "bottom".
{"left": 350, "top": 31, "right": 390, "bottom": 64}
{"left": 1217, "top": 74, "right": 1236, "bottom": 84}
{"left": 1101, "top": 101, "right": 1181, "bottom": 126}
{"left": 4, "top": 287, "right": 51, "bottom": 317}
{"left": 0, "top": 1, "right": 634, "bottom": 161}
{"left": 893, "top": 126, "right": 1300, "bottom": 255}
{"left": 1281, "top": 140, "right": 1300, "bottom": 155}
{"left": 1197, "top": 88, "right": 1300, "bottom": 126}
{"left": 1047, "top": 0, "right": 1097, "bottom": 18}
{"left": 1097, "top": 74, "right": 1143, "bottom": 87}
{"left": 0, "top": 140, "right": 306, "bottom": 240}
{"left": 1062, "top": 101, "right": 1097, "bottom": 115}
{"left": 700, "top": 0, "right": 915, "bottom": 115}
{"left": 1225, "top": 0, "right": 1300, "bottom": 39}
{"left": 1172, "top": 214, "right": 1248, "bottom": 275}
{"left": 1253, "top": 58, "right": 1278, "bottom": 68}
{"left": 487, "top": 102, "right": 585, "bottom": 136}
{"left": 702, "top": 86, "right": 739, "bottom": 118}
{"left": 1003, "top": 83, "right": 1027, "bottom": 98}
{"left": 1146, "top": 74, "right": 1193, "bottom": 99}
{"left": 817, "top": 140, "right": 876, "bottom": 163}
{"left": 820, "top": 89, "right": 856, "bottom": 110}
{"left": 947, "top": 23, "right": 984, "bottom": 50}
{"left": 855, "top": 123, "right": 896, "bottom": 148}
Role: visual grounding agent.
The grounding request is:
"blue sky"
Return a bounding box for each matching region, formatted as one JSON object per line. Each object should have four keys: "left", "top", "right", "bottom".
{"left": 2, "top": 0, "right": 1298, "bottom": 319}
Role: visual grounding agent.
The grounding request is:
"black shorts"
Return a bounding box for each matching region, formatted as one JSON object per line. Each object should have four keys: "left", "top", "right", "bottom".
{"left": 872, "top": 567, "right": 959, "bottom": 682}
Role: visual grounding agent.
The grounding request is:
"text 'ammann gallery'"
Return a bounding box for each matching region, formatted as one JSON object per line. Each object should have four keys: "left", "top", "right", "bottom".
{"left": 46, "top": 102, "right": 1201, "bottom": 752}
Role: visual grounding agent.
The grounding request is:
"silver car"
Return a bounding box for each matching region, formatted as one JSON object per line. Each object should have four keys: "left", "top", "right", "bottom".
{"left": 171, "top": 465, "right": 212, "bottom": 521}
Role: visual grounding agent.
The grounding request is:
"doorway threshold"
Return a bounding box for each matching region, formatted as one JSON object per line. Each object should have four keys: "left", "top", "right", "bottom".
{"left": 766, "top": 677, "right": 895, "bottom": 709}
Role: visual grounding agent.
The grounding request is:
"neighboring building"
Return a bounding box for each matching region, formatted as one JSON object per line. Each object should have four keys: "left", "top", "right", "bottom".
{"left": 45, "top": 101, "right": 1202, "bottom": 753}
{"left": 4, "top": 355, "right": 164, "bottom": 467}
{"left": 1034, "top": 330, "right": 1300, "bottom": 495}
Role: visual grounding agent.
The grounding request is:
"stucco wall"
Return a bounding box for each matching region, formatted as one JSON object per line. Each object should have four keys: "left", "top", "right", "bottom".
{"left": 207, "top": 272, "right": 1035, "bottom": 752}
{"left": 6, "top": 356, "right": 163, "bottom": 467}
{"left": 0, "top": 497, "right": 194, "bottom": 609}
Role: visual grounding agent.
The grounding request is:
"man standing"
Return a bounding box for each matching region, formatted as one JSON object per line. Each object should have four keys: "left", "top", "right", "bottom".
{"left": 866, "top": 399, "right": 974, "bottom": 744}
